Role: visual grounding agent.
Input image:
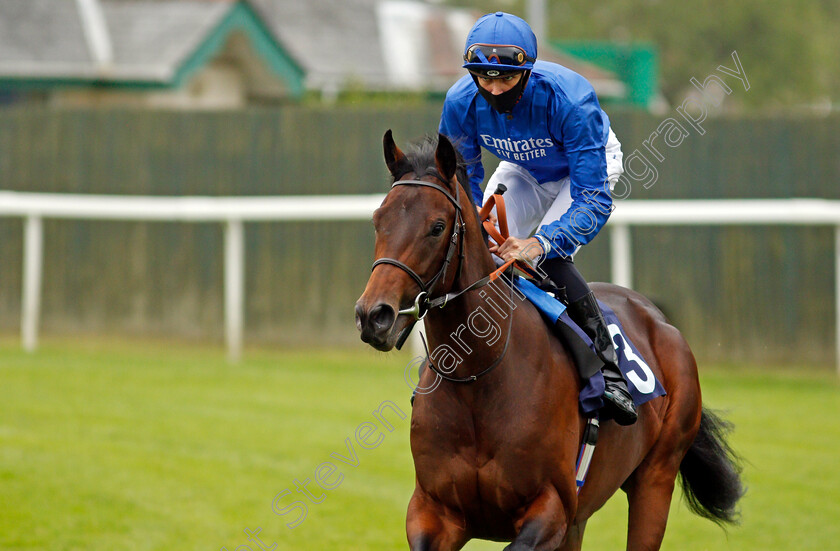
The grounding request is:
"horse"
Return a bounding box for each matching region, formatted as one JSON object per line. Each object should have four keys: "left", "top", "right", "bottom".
{"left": 355, "top": 131, "right": 744, "bottom": 550}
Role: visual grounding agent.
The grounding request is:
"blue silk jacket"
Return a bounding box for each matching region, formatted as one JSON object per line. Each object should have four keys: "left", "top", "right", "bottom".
{"left": 439, "top": 61, "right": 614, "bottom": 258}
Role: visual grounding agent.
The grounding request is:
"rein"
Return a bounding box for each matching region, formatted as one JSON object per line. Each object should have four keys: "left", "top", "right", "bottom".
{"left": 371, "top": 173, "right": 545, "bottom": 383}
{"left": 372, "top": 178, "right": 537, "bottom": 324}
{"left": 371, "top": 176, "right": 468, "bottom": 323}
{"left": 371, "top": 173, "right": 516, "bottom": 382}
{"left": 420, "top": 272, "right": 517, "bottom": 383}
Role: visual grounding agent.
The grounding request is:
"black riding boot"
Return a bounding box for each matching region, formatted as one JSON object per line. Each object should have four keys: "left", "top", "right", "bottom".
{"left": 567, "top": 292, "right": 638, "bottom": 426}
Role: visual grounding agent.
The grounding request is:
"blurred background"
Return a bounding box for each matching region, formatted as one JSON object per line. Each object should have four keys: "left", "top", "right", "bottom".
{"left": 1, "top": 1, "right": 840, "bottom": 550}
{"left": 2, "top": 0, "right": 839, "bottom": 365}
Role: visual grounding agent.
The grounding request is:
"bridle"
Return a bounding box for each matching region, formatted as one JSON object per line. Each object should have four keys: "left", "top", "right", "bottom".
{"left": 371, "top": 173, "right": 467, "bottom": 324}
{"left": 370, "top": 172, "right": 516, "bottom": 383}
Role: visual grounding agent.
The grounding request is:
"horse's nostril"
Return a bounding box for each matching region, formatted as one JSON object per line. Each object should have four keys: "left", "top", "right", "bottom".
{"left": 356, "top": 302, "right": 395, "bottom": 345}
{"left": 354, "top": 303, "right": 366, "bottom": 332}
{"left": 369, "top": 304, "right": 396, "bottom": 332}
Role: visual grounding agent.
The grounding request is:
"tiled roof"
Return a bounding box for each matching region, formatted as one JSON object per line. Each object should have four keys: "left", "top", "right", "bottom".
{"left": 102, "top": 1, "right": 232, "bottom": 80}
{"left": 252, "top": 0, "right": 389, "bottom": 88}
{"left": 0, "top": 0, "right": 93, "bottom": 75}
{"left": 0, "top": 0, "right": 231, "bottom": 82}
{"left": 0, "top": 0, "right": 624, "bottom": 97}
{"left": 252, "top": 0, "right": 623, "bottom": 95}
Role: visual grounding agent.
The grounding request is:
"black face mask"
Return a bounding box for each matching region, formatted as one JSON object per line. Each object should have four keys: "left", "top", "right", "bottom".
{"left": 472, "top": 71, "right": 530, "bottom": 114}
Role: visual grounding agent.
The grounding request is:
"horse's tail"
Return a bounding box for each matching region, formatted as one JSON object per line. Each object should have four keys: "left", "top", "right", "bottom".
{"left": 678, "top": 407, "right": 745, "bottom": 526}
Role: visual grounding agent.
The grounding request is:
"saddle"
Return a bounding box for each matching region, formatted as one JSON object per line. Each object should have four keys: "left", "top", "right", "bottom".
{"left": 511, "top": 273, "right": 665, "bottom": 415}
{"left": 479, "top": 189, "right": 665, "bottom": 416}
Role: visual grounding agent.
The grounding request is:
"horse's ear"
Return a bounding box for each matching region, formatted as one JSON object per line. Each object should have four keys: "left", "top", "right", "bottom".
{"left": 435, "top": 133, "right": 458, "bottom": 185}
{"left": 383, "top": 129, "right": 410, "bottom": 179}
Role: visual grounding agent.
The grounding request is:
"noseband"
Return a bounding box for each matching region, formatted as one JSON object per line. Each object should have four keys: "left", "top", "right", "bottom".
{"left": 370, "top": 172, "right": 516, "bottom": 382}
{"left": 371, "top": 175, "right": 466, "bottom": 321}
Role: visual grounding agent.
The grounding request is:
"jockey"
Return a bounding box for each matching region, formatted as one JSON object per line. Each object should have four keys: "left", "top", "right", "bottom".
{"left": 439, "top": 12, "right": 637, "bottom": 425}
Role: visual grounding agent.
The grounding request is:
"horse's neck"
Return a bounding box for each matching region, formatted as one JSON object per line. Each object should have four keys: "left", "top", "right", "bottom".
{"left": 423, "top": 204, "right": 514, "bottom": 377}
{"left": 438, "top": 193, "right": 497, "bottom": 303}
{"left": 453, "top": 193, "right": 497, "bottom": 293}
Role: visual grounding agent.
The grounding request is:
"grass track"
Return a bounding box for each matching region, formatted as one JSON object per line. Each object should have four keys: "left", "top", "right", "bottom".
{"left": 1, "top": 337, "right": 839, "bottom": 550}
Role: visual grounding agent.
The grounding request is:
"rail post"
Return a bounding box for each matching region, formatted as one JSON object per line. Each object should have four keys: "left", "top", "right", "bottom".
{"left": 835, "top": 225, "right": 840, "bottom": 376}
{"left": 610, "top": 223, "right": 633, "bottom": 289}
{"left": 225, "top": 219, "right": 245, "bottom": 363}
{"left": 21, "top": 215, "right": 44, "bottom": 352}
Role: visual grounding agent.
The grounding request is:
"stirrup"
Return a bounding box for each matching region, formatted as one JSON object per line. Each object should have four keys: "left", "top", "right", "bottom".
{"left": 602, "top": 381, "right": 637, "bottom": 426}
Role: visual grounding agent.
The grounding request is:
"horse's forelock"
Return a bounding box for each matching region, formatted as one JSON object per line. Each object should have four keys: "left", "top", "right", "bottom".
{"left": 397, "top": 135, "right": 471, "bottom": 190}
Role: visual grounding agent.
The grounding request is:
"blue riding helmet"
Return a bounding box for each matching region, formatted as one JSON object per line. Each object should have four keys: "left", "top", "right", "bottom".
{"left": 462, "top": 12, "right": 537, "bottom": 76}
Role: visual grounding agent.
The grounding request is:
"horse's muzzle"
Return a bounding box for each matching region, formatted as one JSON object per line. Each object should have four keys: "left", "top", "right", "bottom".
{"left": 355, "top": 301, "right": 396, "bottom": 350}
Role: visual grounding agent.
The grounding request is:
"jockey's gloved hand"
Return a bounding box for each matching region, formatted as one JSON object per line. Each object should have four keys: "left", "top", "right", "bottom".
{"left": 490, "top": 236, "right": 543, "bottom": 265}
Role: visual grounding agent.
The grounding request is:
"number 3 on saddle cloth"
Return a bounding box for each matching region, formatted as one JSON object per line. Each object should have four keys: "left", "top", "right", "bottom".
{"left": 515, "top": 277, "right": 667, "bottom": 415}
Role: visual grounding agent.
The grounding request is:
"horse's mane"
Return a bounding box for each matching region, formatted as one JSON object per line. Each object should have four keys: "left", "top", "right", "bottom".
{"left": 395, "top": 135, "right": 472, "bottom": 189}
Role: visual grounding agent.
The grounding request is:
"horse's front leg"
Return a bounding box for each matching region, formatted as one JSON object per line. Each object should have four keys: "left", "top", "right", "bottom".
{"left": 406, "top": 490, "right": 467, "bottom": 551}
{"left": 505, "top": 488, "right": 570, "bottom": 551}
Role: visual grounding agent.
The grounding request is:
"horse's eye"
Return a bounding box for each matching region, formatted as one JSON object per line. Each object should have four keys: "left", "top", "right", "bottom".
{"left": 430, "top": 221, "right": 446, "bottom": 237}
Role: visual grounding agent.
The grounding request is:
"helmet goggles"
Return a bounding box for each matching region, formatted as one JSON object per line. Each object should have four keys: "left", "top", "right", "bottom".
{"left": 463, "top": 43, "right": 535, "bottom": 77}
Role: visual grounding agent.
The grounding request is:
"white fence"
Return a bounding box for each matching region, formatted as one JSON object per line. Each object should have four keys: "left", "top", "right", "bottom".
{"left": 2, "top": 191, "right": 840, "bottom": 373}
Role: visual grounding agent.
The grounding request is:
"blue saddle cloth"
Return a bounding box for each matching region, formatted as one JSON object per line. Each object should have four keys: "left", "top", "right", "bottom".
{"left": 514, "top": 278, "right": 667, "bottom": 414}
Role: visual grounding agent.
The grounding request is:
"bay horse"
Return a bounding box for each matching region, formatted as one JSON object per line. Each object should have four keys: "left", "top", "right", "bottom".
{"left": 355, "top": 131, "right": 744, "bottom": 550}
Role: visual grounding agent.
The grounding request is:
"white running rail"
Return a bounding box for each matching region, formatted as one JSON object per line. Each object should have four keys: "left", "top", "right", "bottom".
{"left": 0, "top": 191, "right": 384, "bottom": 362}
{"left": 2, "top": 191, "right": 840, "bottom": 372}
